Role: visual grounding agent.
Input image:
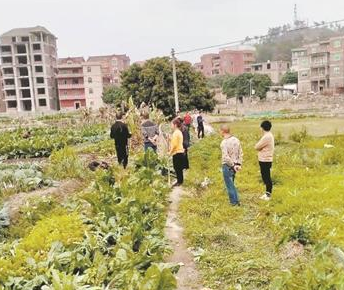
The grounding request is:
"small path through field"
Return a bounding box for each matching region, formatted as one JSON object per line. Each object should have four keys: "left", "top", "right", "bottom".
{"left": 165, "top": 186, "right": 204, "bottom": 290}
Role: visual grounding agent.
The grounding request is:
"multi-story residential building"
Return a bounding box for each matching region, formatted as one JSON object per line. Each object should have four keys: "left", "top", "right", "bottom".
{"left": 0, "top": 26, "right": 58, "bottom": 113}
{"left": 0, "top": 70, "right": 6, "bottom": 112}
{"left": 87, "top": 54, "right": 130, "bottom": 86}
{"left": 292, "top": 36, "right": 344, "bottom": 93}
{"left": 194, "top": 46, "right": 256, "bottom": 77}
{"left": 251, "top": 60, "right": 291, "bottom": 84}
{"left": 57, "top": 57, "right": 86, "bottom": 110}
{"left": 83, "top": 61, "right": 104, "bottom": 110}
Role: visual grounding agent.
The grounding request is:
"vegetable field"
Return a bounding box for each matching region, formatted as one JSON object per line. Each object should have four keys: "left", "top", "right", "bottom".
{"left": 0, "top": 113, "right": 344, "bottom": 290}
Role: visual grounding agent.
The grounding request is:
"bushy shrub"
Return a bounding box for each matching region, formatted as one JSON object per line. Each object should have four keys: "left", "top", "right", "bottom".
{"left": 322, "top": 148, "right": 344, "bottom": 165}
{"left": 289, "top": 127, "right": 309, "bottom": 143}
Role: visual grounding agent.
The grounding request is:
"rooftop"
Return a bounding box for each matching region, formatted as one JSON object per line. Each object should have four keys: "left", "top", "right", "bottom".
{"left": 1, "top": 26, "right": 56, "bottom": 38}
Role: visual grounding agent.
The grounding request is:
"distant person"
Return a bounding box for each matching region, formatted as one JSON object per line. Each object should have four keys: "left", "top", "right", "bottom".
{"left": 255, "top": 120, "right": 275, "bottom": 201}
{"left": 220, "top": 124, "right": 243, "bottom": 206}
{"left": 169, "top": 118, "right": 185, "bottom": 187}
{"left": 197, "top": 112, "right": 205, "bottom": 139}
{"left": 178, "top": 117, "right": 190, "bottom": 170}
{"left": 110, "top": 112, "right": 131, "bottom": 169}
{"left": 141, "top": 112, "right": 159, "bottom": 152}
{"left": 184, "top": 111, "right": 192, "bottom": 132}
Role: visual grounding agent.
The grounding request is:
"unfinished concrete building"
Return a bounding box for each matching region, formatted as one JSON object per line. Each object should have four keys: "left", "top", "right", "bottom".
{"left": 251, "top": 61, "right": 291, "bottom": 84}
{"left": 0, "top": 26, "right": 58, "bottom": 113}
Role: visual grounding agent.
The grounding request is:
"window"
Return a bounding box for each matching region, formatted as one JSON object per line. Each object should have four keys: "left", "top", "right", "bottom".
{"left": 12, "top": 37, "right": 16, "bottom": 43}
{"left": 89, "top": 88, "right": 93, "bottom": 94}
{"left": 72, "top": 79, "right": 79, "bottom": 84}
{"left": 34, "top": 55, "right": 42, "bottom": 62}
{"left": 39, "top": 99, "right": 47, "bottom": 106}
{"left": 300, "top": 71, "right": 308, "bottom": 77}
{"left": 21, "top": 37, "right": 29, "bottom": 42}
{"left": 332, "top": 53, "right": 342, "bottom": 61}
{"left": 37, "top": 88, "right": 45, "bottom": 95}
{"left": 88, "top": 77, "right": 92, "bottom": 83}
{"left": 16, "top": 45, "right": 26, "bottom": 54}
{"left": 334, "top": 66, "right": 340, "bottom": 75}
{"left": 90, "top": 101, "right": 94, "bottom": 106}
{"left": 267, "top": 63, "right": 271, "bottom": 70}
{"left": 72, "top": 69, "right": 78, "bottom": 73}
{"left": 63, "top": 80, "right": 67, "bottom": 84}
{"left": 8, "top": 100, "right": 17, "bottom": 108}
{"left": 35, "top": 66, "right": 43, "bottom": 73}
{"left": 33, "top": 43, "right": 41, "bottom": 50}
{"left": 36, "top": 77, "right": 44, "bottom": 84}
{"left": 87, "top": 66, "right": 91, "bottom": 72}
{"left": 333, "top": 40, "right": 341, "bottom": 48}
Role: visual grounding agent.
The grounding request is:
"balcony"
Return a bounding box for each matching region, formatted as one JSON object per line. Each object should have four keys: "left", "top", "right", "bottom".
{"left": 1, "top": 50, "right": 12, "bottom": 56}
{"left": 58, "top": 83, "right": 84, "bottom": 89}
{"left": 3, "top": 84, "right": 16, "bottom": 90}
{"left": 56, "top": 73, "right": 84, "bottom": 78}
{"left": 310, "top": 61, "right": 329, "bottom": 68}
{"left": 59, "top": 95, "right": 86, "bottom": 101}
{"left": 310, "top": 74, "right": 329, "bottom": 80}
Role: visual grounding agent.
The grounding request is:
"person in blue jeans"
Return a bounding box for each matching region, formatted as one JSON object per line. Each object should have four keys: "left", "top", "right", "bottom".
{"left": 220, "top": 125, "right": 243, "bottom": 206}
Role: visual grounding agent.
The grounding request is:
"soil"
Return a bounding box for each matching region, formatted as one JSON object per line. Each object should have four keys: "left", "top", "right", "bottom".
{"left": 165, "top": 186, "right": 205, "bottom": 290}
{"left": 4, "top": 179, "right": 84, "bottom": 221}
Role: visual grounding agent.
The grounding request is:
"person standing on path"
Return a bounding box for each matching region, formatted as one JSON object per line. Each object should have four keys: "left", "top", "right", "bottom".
{"left": 141, "top": 111, "right": 159, "bottom": 153}
{"left": 178, "top": 117, "right": 191, "bottom": 170}
{"left": 220, "top": 124, "right": 243, "bottom": 206}
{"left": 197, "top": 112, "right": 205, "bottom": 139}
{"left": 255, "top": 120, "right": 275, "bottom": 201}
{"left": 110, "top": 112, "right": 132, "bottom": 169}
{"left": 184, "top": 111, "right": 192, "bottom": 132}
{"left": 170, "top": 118, "right": 185, "bottom": 187}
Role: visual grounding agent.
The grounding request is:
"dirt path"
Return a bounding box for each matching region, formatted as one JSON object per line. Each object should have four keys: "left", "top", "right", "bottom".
{"left": 165, "top": 186, "right": 204, "bottom": 290}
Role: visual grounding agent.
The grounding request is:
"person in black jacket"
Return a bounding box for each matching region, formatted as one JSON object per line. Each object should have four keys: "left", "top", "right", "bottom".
{"left": 110, "top": 112, "right": 131, "bottom": 169}
{"left": 178, "top": 117, "right": 190, "bottom": 170}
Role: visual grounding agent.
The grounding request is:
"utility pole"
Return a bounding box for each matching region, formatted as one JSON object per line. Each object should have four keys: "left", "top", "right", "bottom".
{"left": 171, "top": 48, "right": 179, "bottom": 113}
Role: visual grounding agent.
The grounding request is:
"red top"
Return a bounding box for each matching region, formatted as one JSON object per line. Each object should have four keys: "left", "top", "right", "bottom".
{"left": 184, "top": 114, "right": 192, "bottom": 125}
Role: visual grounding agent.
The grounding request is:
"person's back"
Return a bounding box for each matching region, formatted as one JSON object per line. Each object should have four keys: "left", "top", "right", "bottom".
{"left": 255, "top": 131, "right": 274, "bottom": 162}
{"left": 184, "top": 113, "right": 192, "bottom": 126}
{"left": 197, "top": 115, "right": 203, "bottom": 127}
{"left": 110, "top": 120, "right": 130, "bottom": 146}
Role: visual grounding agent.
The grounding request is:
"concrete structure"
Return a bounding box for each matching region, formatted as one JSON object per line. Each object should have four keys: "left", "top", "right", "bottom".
{"left": 194, "top": 46, "right": 256, "bottom": 77}
{"left": 87, "top": 54, "right": 130, "bottom": 86}
{"left": 251, "top": 61, "right": 291, "bottom": 84}
{"left": 292, "top": 36, "right": 344, "bottom": 94}
{"left": 83, "top": 62, "right": 104, "bottom": 110}
{"left": 0, "top": 26, "right": 58, "bottom": 113}
{"left": 0, "top": 70, "right": 6, "bottom": 112}
{"left": 57, "top": 57, "right": 86, "bottom": 110}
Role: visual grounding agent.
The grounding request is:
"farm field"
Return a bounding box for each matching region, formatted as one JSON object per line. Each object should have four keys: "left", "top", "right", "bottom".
{"left": 0, "top": 113, "right": 344, "bottom": 289}
{"left": 181, "top": 118, "right": 344, "bottom": 289}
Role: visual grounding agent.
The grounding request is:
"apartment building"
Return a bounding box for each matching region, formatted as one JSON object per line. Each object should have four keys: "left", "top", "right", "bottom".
{"left": 0, "top": 26, "right": 58, "bottom": 113}
{"left": 87, "top": 54, "right": 130, "bottom": 86}
{"left": 83, "top": 62, "right": 104, "bottom": 110}
{"left": 194, "top": 46, "right": 256, "bottom": 77}
{"left": 292, "top": 36, "right": 344, "bottom": 93}
{"left": 57, "top": 57, "right": 86, "bottom": 110}
{"left": 251, "top": 60, "right": 291, "bottom": 84}
{"left": 0, "top": 70, "right": 5, "bottom": 112}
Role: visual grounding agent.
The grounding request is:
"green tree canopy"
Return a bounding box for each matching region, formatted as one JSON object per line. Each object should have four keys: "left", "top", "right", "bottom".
{"left": 280, "top": 71, "right": 298, "bottom": 85}
{"left": 222, "top": 73, "right": 272, "bottom": 100}
{"left": 102, "top": 86, "right": 126, "bottom": 107}
{"left": 121, "top": 57, "right": 215, "bottom": 116}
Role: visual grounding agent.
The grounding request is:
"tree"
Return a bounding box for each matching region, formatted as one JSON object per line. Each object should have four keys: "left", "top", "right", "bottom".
{"left": 102, "top": 86, "right": 126, "bottom": 107}
{"left": 222, "top": 73, "right": 272, "bottom": 100}
{"left": 121, "top": 57, "right": 215, "bottom": 116}
{"left": 280, "top": 71, "right": 298, "bottom": 85}
{"left": 207, "top": 75, "right": 228, "bottom": 89}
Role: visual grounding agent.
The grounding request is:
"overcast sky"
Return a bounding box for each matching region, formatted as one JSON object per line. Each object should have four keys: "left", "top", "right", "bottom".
{"left": 1, "top": 0, "right": 344, "bottom": 63}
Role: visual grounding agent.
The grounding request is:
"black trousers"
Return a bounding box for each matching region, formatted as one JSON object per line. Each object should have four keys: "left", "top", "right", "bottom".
{"left": 197, "top": 125, "right": 204, "bottom": 139}
{"left": 184, "top": 149, "right": 189, "bottom": 170}
{"left": 173, "top": 153, "right": 184, "bottom": 184}
{"left": 116, "top": 144, "right": 129, "bottom": 169}
{"left": 259, "top": 161, "right": 273, "bottom": 195}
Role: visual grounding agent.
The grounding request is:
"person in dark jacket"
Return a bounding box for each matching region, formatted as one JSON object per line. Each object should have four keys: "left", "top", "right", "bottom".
{"left": 141, "top": 112, "right": 159, "bottom": 152}
{"left": 197, "top": 112, "right": 205, "bottom": 139}
{"left": 110, "top": 112, "right": 131, "bottom": 169}
{"left": 178, "top": 117, "right": 190, "bottom": 170}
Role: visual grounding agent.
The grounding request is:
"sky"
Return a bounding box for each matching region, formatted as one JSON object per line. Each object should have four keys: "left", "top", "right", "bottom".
{"left": 1, "top": 0, "right": 344, "bottom": 63}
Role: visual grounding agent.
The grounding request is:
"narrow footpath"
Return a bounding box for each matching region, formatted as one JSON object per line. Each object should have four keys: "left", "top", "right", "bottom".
{"left": 165, "top": 186, "right": 204, "bottom": 290}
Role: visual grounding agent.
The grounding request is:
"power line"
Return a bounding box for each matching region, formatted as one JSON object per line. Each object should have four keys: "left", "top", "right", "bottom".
{"left": 175, "top": 18, "right": 344, "bottom": 55}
